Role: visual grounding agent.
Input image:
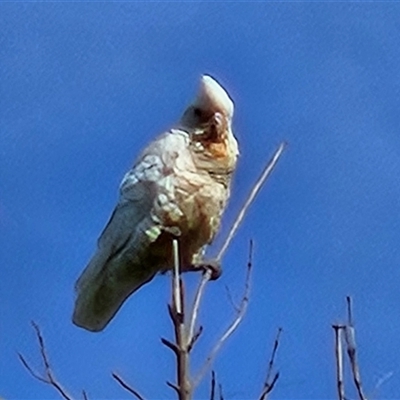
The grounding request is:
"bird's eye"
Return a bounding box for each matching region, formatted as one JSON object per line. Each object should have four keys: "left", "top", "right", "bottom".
{"left": 193, "top": 107, "right": 203, "bottom": 117}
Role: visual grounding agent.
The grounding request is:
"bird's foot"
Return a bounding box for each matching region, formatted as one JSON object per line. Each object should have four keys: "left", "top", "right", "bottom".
{"left": 186, "top": 259, "right": 222, "bottom": 281}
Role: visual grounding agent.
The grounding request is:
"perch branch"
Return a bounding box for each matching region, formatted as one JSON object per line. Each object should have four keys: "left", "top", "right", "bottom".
{"left": 112, "top": 373, "right": 146, "bottom": 400}
{"left": 215, "top": 141, "right": 287, "bottom": 262}
{"left": 18, "top": 321, "right": 73, "bottom": 400}
{"left": 194, "top": 240, "right": 253, "bottom": 388}
{"left": 163, "top": 239, "right": 192, "bottom": 400}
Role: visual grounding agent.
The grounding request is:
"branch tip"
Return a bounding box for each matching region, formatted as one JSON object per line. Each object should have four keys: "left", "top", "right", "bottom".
{"left": 112, "top": 372, "right": 146, "bottom": 400}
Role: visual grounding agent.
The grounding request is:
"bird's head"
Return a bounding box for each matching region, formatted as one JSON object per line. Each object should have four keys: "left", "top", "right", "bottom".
{"left": 180, "top": 75, "right": 238, "bottom": 166}
{"left": 180, "top": 75, "right": 234, "bottom": 133}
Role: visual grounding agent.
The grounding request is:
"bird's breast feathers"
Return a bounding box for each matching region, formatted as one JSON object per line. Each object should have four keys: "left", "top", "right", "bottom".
{"left": 120, "top": 128, "right": 236, "bottom": 246}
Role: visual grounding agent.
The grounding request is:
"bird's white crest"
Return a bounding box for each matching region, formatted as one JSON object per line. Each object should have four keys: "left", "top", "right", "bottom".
{"left": 194, "top": 75, "right": 234, "bottom": 118}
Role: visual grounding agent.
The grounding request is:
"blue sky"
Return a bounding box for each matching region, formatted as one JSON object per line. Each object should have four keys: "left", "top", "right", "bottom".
{"left": 2, "top": 3, "right": 400, "bottom": 399}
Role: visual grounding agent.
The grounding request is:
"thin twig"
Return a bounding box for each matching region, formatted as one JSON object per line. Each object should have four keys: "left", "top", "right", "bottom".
{"left": 344, "top": 325, "right": 367, "bottom": 400}
{"left": 173, "top": 239, "right": 182, "bottom": 315}
{"left": 194, "top": 240, "right": 253, "bottom": 388}
{"left": 224, "top": 284, "right": 240, "bottom": 313}
{"left": 215, "top": 142, "right": 287, "bottom": 262}
{"left": 188, "top": 326, "right": 203, "bottom": 352}
{"left": 332, "top": 325, "right": 345, "bottom": 400}
{"left": 344, "top": 297, "right": 367, "bottom": 400}
{"left": 264, "top": 327, "right": 282, "bottom": 387}
{"left": 82, "top": 390, "right": 88, "bottom": 400}
{"left": 112, "top": 373, "right": 146, "bottom": 400}
{"left": 371, "top": 372, "right": 393, "bottom": 398}
{"left": 161, "top": 337, "right": 179, "bottom": 355}
{"left": 210, "top": 371, "right": 216, "bottom": 400}
{"left": 259, "top": 327, "right": 282, "bottom": 400}
{"left": 18, "top": 353, "right": 48, "bottom": 384}
{"left": 18, "top": 322, "right": 73, "bottom": 400}
{"left": 346, "top": 296, "right": 353, "bottom": 326}
{"left": 166, "top": 381, "right": 180, "bottom": 395}
{"left": 187, "top": 268, "right": 212, "bottom": 346}
{"left": 219, "top": 383, "right": 224, "bottom": 400}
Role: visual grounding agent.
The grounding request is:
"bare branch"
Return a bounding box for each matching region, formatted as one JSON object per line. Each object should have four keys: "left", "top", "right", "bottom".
{"left": 344, "top": 325, "right": 367, "bottom": 400}
{"left": 18, "top": 322, "right": 73, "bottom": 400}
{"left": 346, "top": 296, "right": 353, "bottom": 326}
{"left": 187, "top": 268, "right": 212, "bottom": 347}
{"left": 161, "top": 337, "right": 179, "bottom": 355}
{"left": 173, "top": 239, "right": 183, "bottom": 315}
{"left": 166, "top": 381, "right": 180, "bottom": 395}
{"left": 112, "top": 373, "right": 146, "bottom": 400}
{"left": 332, "top": 325, "right": 345, "bottom": 400}
{"left": 218, "top": 383, "right": 224, "bottom": 400}
{"left": 264, "top": 327, "right": 282, "bottom": 387}
{"left": 215, "top": 142, "right": 287, "bottom": 262}
{"left": 18, "top": 353, "right": 48, "bottom": 384}
{"left": 259, "top": 327, "right": 282, "bottom": 400}
{"left": 343, "top": 297, "right": 367, "bottom": 400}
{"left": 372, "top": 372, "right": 393, "bottom": 398}
{"left": 165, "top": 240, "right": 192, "bottom": 400}
{"left": 188, "top": 325, "right": 203, "bottom": 352}
{"left": 210, "top": 371, "right": 216, "bottom": 400}
{"left": 82, "top": 390, "right": 88, "bottom": 400}
{"left": 224, "top": 284, "right": 240, "bottom": 313}
{"left": 194, "top": 240, "right": 253, "bottom": 387}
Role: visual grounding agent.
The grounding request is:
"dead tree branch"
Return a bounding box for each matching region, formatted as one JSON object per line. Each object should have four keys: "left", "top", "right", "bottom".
{"left": 332, "top": 297, "right": 368, "bottom": 400}
{"left": 18, "top": 321, "right": 74, "bottom": 400}
{"left": 332, "top": 325, "right": 345, "bottom": 400}
{"left": 162, "top": 239, "right": 192, "bottom": 400}
{"left": 111, "top": 372, "right": 146, "bottom": 400}
{"left": 344, "top": 296, "right": 367, "bottom": 400}
{"left": 187, "top": 268, "right": 212, "bottom": 348}
{"left": 259, "top": 327, "right": 282, "bottom": 400}
{"left": 210, "top": 371, "right": 216, "bottom": 400}
{"left": 215, "top": 141, "right": 287, "bottom": 262}
{"left": 193, "top": 240, "right": 253, "bottom": 388}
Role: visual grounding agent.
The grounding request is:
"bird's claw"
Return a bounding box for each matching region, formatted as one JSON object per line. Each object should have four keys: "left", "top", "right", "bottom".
{"left": 188, "top": 259, "right": 222, "bottom": 280}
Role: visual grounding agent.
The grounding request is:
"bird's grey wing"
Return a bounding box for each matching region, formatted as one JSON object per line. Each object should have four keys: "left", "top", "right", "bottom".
{"left": 73, "top": 168, "right": 163, "bottom": 332}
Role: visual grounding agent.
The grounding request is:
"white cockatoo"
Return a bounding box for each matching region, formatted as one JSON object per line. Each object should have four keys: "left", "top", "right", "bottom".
{"left": 73, "top": 75, "right": 239, "bottom": 332}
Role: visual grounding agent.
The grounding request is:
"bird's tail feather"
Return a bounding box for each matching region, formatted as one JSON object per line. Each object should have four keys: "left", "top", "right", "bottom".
{"left": 72, "top": 255, "right": 156, "bottom": 332}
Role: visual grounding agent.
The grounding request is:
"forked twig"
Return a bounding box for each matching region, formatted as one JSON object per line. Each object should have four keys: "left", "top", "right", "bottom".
{"left": 259, "top": 327, "right": 282, "bottom": 400}
{"left": 112, "top": 372, "right": 146, "bottom": 400}
{"left": 194, "top": 240, "right": 254, "bottom": 388}
{"left": 215, "top": 142, "right": 287, "bottom": 262}
{"left": 18, "top": 321, "right": 73, "bottom": 400}
{"left": 333, "top": 297, "right": 369, "bottom": 400}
